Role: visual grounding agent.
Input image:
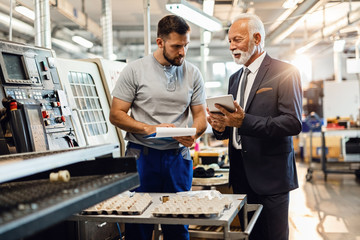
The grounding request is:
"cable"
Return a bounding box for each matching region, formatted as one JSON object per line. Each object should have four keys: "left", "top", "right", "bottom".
{"left": 116, "top": 223, "right": 122, "bottom": 239}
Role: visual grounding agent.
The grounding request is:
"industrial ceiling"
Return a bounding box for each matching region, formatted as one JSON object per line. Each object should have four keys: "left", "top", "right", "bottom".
{"left": 0, "top": 0, "right": 359, "bottom": 62}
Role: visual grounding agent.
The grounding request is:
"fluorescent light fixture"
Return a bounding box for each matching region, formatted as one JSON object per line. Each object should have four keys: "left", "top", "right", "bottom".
{"left": 295, "top": 39, "right": 321, "bottom": 54}
{"left": 0, "top": 12, "right": 34, "bottom": 35}
{"left": 166, "top": 0, "right": 222, "bottom": 32}
{"left": 52, "top": 38, "right": 83, "bottom": 53}
{"left": 282, "top": 0, "right": 299, "bottom": 9}
{"left": 15, "top": 6, "right": 35, "bottom": 20}
{"left": 72, "top": 36, "right": 94, "bottom": 48}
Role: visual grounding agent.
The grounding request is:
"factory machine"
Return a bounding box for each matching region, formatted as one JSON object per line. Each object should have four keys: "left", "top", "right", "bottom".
{"left": 80, "top": 58, "right": 127, "bottom": 154}
{"left": 0, "top": 40, "right": 139, "bottom": 240}
{"left": 56, "top": 57, "right": 126, "bottom": 156}
{"left": 0, "top": 40, "right": 78, "bottom": 154}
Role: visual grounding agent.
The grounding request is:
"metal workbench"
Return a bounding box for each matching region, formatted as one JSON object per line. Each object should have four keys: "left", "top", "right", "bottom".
{"left": 70, "top": 193, "right": 262, "bottom": 240}
{"left": 306, "top": 127, "right": 360, "bottom": 181}
{"left": 320, "top": 128, "right": 360, "bottom": 180}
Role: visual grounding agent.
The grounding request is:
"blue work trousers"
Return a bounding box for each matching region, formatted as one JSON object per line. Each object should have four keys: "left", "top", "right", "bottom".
{"left": 125, "top": 142, "right": 193, "bottom": 240}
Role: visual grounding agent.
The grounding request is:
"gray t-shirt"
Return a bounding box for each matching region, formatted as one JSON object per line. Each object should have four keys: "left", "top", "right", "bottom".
{"left": 112, "top": 54, "right": 205, "bottom": 150}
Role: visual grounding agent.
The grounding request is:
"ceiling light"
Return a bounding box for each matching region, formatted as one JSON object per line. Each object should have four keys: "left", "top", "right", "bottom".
{"left": 166, "top": 0, "right": 222, "bottom": 32}
{"left": 0, "top": 12, "right": 34, "bottom": 35}
{"left": 295, "top": 39, "right": 321, "bottom": 54}
{"left": 282, "top": 0, "right": 299, "bottom": 9}
{"left": 72, "top": 36, "right": 94, "bottom": 48}
{"left": 52, "top": 38, "right": 83, "bottom": 53}
{"left": 15, "top": 6, "right": 35, "bottom": 20}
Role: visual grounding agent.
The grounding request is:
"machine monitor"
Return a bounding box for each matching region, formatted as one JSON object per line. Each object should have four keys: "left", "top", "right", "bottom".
{"left": 2, "top": 52, "right": 27, "bottom": 80}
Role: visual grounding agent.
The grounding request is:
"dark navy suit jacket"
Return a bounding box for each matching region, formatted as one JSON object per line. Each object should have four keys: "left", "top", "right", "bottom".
{"left": 214, "top": 54, "right": 303, "bottom": 195}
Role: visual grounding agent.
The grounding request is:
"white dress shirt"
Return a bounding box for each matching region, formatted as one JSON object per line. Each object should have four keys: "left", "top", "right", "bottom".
{"left": 232, "top": 51, "right": 267, "bottom": 149}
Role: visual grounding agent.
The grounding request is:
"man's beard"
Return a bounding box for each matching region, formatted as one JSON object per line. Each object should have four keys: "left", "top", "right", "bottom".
{"left": 163, "top": 45, "right": 184, "bottom": 66}
{"left": 232, "top": 40, "right": 256, "bottom": 65}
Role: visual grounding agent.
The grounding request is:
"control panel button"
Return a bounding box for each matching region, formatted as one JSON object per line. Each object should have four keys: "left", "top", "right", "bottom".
{"left": 44, "top": 73, "right": 51, "bottom": 80}
{"left": 47, "top": 57, "right": 56, "bottom": 68}
{"left": 42, "top": 111, "right": 49, "bottom": 118}
{"left": 44, "top": 119, "right": 51, "bottom": 126}
{"left": 41, "top": 61, "right": 48, "bottom": 71}
{"left": 55, "top": 116, "right": 66, "bottom": 123}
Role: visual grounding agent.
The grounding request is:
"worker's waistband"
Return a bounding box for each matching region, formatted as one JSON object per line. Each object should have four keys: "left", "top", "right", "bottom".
{"left": 127, "top": 142, "right": 183, "bottom": 156}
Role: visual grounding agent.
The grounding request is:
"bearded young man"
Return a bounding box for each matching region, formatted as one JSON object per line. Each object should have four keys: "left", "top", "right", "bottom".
{"left": 110, "top": 15, "right": 207, "bottom": 240}
{"left": 207, "top": 13, "right": 302, "bottom": 240}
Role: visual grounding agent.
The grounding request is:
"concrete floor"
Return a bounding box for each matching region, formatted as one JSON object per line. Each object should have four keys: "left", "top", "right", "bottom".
{"left": 289, "top": 162, "right": 360, "bottom": 240}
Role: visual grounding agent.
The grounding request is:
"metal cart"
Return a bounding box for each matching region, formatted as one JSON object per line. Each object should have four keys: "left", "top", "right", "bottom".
{"left": 70, "top": 193, "right": 263, "bottom": 240}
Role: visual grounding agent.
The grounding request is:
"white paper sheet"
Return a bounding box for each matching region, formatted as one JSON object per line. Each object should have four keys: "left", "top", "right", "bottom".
{"left": 146, "top": 127, "right": 196, "bottom": 138}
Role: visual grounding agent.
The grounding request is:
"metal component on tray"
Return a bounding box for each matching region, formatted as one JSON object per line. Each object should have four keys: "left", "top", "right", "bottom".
{"left": 162, "top": 195, "right": 170, "bottom": 203}
{"left": 49, "top": 170, "right": 70, "bottom": 182}
{"left": 152, "top": 195, "right": 232, "bottom": 218}
{"left": 83, "top": 193, "right": 152, "bottom": 215}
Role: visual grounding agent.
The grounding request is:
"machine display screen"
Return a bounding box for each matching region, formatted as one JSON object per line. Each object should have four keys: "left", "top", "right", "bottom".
{"left": 2, "top": 52, "right": 27, "bottom": 80}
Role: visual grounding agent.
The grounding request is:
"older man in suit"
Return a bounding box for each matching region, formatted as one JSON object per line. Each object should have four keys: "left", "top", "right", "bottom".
{"left": 207, "top": 13, "right": 302, "bottom": 240}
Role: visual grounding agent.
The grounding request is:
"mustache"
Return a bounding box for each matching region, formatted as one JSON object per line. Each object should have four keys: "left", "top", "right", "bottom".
{"left": 232, "top": 50, "right": 244, "bottom": 55}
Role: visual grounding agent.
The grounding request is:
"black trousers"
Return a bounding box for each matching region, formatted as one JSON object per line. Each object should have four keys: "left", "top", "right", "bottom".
{"left": 231, "top": 150, "right": 290, "bottom": 240}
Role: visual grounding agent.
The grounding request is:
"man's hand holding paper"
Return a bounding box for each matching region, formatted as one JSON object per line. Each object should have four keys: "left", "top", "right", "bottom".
{"left": 144, "top": 127, "right": 197, "bottom": 147}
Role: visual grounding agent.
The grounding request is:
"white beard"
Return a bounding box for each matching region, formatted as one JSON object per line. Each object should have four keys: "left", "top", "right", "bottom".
{"left": 232, "top": 41, "right": 256, "bottom": 65}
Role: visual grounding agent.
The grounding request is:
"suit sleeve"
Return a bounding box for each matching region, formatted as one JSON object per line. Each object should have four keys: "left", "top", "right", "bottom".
{"left": 239, "top": 64, "right": 302, "bottom": 138}
{"left": 213, "top": 127, "right": 231, "bottom": 140}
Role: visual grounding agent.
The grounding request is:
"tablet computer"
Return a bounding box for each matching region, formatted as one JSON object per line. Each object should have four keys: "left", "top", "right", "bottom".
{"left": 206, "top": 94, "right": 235, "bottom": 113}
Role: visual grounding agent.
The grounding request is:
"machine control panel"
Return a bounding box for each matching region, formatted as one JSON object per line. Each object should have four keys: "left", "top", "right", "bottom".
{"left": 4, "top": 87, "right": 68, "bottom": 130}
{"left": 0, "top": 40, "right": 77, "bottom": 154}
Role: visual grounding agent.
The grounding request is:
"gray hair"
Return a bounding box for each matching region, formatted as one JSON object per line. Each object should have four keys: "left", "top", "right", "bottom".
{"left": 233, "top": 13, "right": 265, "bottom": 48}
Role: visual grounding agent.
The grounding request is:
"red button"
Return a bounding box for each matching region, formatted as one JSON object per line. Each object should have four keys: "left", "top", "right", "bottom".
{"left": 61, "top": 116, "right": 66, "bottom": 122}
{"left": 9, "top": 101, "right": 17, "bottom": 111}
{"left": 42, "top": 111, "right": 49, "bottom": 118}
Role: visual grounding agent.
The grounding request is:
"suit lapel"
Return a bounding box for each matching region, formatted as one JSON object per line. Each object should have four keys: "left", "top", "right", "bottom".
{"left": 229, "top": 68, "right": 243, "bottom": 100}
{"left": 245, "top": 54, "right": 271, "bottom": 112}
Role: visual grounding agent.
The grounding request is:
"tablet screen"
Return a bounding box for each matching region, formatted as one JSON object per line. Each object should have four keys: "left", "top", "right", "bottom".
{"left": 206, "top": 94, "right": 235, "bottom": 113}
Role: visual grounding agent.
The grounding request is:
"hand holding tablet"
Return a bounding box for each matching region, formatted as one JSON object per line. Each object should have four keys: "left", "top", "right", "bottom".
{"left": 206, "top": 94, "right": 235, "bottom": 113}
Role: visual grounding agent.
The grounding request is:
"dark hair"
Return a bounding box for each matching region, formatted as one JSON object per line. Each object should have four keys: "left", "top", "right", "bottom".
{"left": 157, "top": 15, "right": 190, "bottom": 39}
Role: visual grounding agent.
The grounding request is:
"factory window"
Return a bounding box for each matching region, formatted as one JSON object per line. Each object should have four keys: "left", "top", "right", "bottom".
{"left": 68, "top": 71, "right": 108, "bottom": 136}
